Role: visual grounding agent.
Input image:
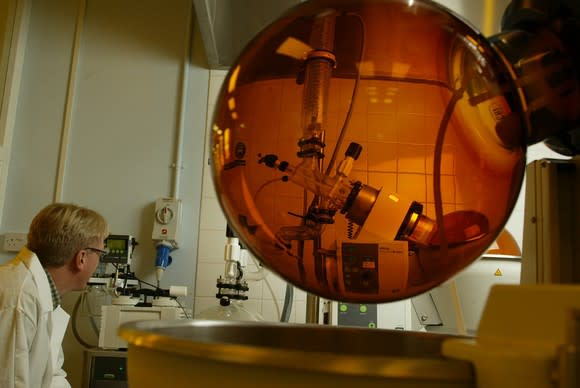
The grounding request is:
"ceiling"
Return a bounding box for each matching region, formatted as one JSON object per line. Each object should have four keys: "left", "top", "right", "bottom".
{"left": 192, "top": 0, "right": 303, "bottom": 69}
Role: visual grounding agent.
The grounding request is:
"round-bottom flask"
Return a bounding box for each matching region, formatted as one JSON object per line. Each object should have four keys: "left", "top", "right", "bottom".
{"left": 195, "top": 299, "right": 264, "bottom": 322}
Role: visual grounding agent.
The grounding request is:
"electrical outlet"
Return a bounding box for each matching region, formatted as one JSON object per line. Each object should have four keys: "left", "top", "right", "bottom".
{"left": 152, "top": 198, "right": 182, "bottom": 246}
{"left": 3, "top": 232, "right": 27, "bottom": 252}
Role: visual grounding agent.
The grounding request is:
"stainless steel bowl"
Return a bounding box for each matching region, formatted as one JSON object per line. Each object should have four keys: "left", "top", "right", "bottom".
{"left": 119, "top": 320, "right": 474, "bottom": 387}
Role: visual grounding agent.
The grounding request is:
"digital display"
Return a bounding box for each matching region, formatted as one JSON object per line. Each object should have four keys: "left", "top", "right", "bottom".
{"left": 102, "top": 235, "right": 133, "bottom": 264}
{"left": 106, "top": 238, "right": 127, "bottom": 251}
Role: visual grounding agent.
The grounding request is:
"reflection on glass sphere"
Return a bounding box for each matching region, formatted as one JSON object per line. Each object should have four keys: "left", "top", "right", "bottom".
{"left": 210, "top": 0, "right": 526, "bottom": 302}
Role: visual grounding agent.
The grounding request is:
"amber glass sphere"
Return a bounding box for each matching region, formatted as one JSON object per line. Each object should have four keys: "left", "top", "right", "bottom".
{"left": 210, "top": 0, "right": 526, "bottom": 302}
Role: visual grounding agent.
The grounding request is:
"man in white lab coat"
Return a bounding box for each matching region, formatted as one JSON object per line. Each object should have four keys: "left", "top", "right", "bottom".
{"left": 0, "top": 203, "right": 109, "bottom": 388}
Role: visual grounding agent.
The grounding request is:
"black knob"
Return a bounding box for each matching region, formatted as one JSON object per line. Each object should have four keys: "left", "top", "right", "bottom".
{"left": 346, "top": 142, "right": 362, "bottom": 160}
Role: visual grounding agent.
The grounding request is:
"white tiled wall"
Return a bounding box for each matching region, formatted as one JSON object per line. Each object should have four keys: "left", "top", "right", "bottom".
{"left": 194, "top": 70, "right": 308, "bottom": 323}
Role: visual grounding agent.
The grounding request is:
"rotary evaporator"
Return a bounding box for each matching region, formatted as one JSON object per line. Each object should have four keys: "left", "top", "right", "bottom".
{"left": 120, "top": 1, "right": 580, "bottom": 387}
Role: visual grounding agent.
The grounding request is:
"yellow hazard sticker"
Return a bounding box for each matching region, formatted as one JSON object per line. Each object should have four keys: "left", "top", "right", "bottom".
{"left": 494, "top": 268, "right": 503, "bottom": 276}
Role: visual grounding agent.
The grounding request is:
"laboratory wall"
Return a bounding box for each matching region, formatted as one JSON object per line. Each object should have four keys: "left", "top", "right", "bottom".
{"left": 0, "top": 0, "right": 211, "bottom": 290}
{"left": 0, "top": 0, "right": 209, "bottom": 386}
{"left": 0, "top": 0, "right": 572, "bottom": 386}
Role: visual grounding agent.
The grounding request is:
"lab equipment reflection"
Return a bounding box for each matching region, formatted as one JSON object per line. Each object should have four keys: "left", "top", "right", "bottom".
{"left": 211, "top": 0, "right": 528, "bottom": 302}
{"left": 195, "top": 225, "right": 266, "bottom": 322}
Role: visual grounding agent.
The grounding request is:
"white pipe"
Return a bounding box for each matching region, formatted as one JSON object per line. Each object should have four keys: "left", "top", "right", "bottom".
{"left": 171, "top": 0, "right": 193, "bottom": 199}
{"left": 54, "top": 0, "right": 86, "bottom": 203}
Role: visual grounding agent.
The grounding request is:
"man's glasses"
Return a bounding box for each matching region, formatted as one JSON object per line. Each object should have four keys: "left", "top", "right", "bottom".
{"left": 85, "top": 247, "right": 109, "bottom": 260}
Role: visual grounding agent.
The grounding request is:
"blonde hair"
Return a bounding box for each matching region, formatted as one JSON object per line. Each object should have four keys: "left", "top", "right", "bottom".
{"left": 27, "top": 203, "right": 109, "bottom": 267}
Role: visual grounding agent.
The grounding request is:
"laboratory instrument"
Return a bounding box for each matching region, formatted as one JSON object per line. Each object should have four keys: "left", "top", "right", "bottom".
{"left": 99, "top": 286, "right": 188, "bottom": 349}
{"left": 195, "top": 225, "right": 265, "bottom": 321}
{"left": 76, "top": 233, "right": 189, "bottom": 351}
{"left": 88, "top": 234, "right": 138, "bottom": 288}
{"left": 82, "top": 350, "right": 128, "bottom": 388}
{"left": 102, "top": 234, "right": 137, "bottom": 265}
{"left": 210, "top": 0, "right": 533, "bottom": 303}
{"left": 209, "top": 0, "right": 580, "bottom": 303}
{"left": 411, "top": 253, "right": 521, "bottom": 335}
{"left": 121, "top": 0, "right": 580, "bottom": 387}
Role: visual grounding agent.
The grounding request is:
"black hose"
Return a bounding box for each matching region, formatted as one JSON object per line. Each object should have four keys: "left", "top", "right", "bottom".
{"left": 71, "top": 293, "right": 98, "bottom": 349}
{"left": 279, "top": 284, "right": 294, "bottom": 322}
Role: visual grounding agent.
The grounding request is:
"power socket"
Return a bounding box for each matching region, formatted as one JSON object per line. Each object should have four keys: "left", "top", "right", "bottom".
{"left": 3, "top": 232, "right": 27, "bottom": 252}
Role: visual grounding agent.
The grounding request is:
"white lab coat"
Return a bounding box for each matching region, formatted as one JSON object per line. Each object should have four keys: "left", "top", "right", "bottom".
{"left": 0, "top": 247, "right": 71, "bottom": 388}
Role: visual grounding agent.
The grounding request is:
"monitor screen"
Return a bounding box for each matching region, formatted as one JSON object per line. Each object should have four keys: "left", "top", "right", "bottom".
{"left": 107, "top": 238, "right": 127, "bottom": 252}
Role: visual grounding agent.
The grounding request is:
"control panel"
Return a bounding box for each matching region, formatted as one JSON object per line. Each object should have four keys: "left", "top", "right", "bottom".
{"left": 103, "top": 235, "right": 135, "bottom": 265}
{"left": 338, "top": 240, "right": 408, "bottom": 298}
{"left": 337, "top": 302, "right": 378, "bottom": 328}
{"left": 341, "top": 243, "right": 380, "bottom": 294}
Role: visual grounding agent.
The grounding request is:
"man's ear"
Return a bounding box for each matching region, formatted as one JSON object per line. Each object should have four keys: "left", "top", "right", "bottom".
{"left": 72, "top": 249, "right": 86, "bottom": 272}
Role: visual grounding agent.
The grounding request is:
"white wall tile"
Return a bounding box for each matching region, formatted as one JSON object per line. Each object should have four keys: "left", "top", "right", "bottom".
{"left": 245, "top": 280, "right": 263, "bottom": 301}
{"left": 261, "top": 299, "right": 284, "bottom": 322}
{"left": 202, "top": 169, "right": 217, "bottom": 198}
{"left": 199, "top": 198, "right": 227, "bottom": 230}
{"left": 292, "top": 287, "right": 307, "bottom": 302}
{"left": 261, "top": 272, "right": 290, "bottom": 301}
{"left": 293, "top": 301, "right": 306, "bottom": 323}
{"left": 243, "top": 299, "right": 263, "bottom": 316}
{"left": 197, "top": 229, "right": 227, "bottom": 263}
{"left": 194, "top": 262, "right": 223, "bottom": 297}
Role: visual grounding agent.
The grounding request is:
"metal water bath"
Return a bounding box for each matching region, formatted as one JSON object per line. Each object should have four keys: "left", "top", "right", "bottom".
{"left": 120, "top": 320, "right": 474, "bottom": 388}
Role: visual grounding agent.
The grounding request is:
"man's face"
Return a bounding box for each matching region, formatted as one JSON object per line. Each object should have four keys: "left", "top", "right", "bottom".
{"left": 76, "top": 239, "right": 106, "bottom": 289}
